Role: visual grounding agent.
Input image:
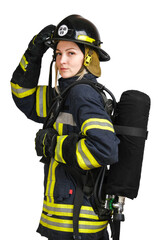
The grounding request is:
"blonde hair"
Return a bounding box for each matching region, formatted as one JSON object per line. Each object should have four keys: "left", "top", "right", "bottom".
{"left": 54, "top": 63, "right": 59, "bottom": 93}
{"left": 54, "top": 63, "right": 88, "bottom": 94}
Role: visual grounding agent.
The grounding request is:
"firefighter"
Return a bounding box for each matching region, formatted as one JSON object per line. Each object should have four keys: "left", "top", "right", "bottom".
{"left": 11, "top": 15, "right": 119, "bottom": 240}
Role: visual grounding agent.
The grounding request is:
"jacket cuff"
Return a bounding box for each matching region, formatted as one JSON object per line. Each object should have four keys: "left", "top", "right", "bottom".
{"left": 11, "top": 49, "right": 42, "bottom": 88}
{"left": 54, "top": 134, "right": 80, "bottom": 166}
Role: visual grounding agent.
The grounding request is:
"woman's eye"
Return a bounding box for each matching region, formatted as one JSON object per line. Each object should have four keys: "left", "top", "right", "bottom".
{"left": 68, "top": 52, "right": 75, "bottom": 55}
{"left": 56, "top": 52, "right": 61, "bottom": 56}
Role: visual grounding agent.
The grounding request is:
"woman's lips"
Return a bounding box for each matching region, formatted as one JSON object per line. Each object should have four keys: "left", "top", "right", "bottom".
{"left": 60, "top": 68, "right": 68, "bottom": 71}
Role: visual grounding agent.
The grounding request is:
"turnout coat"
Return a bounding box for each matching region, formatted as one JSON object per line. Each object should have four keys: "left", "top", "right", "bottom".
{"left": 11, "top": 71, "right": 119, "bottom": 240}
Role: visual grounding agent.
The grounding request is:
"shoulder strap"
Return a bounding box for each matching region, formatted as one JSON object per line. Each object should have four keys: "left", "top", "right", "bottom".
{"left": 44, "top": 78, "right": 117, "bottom": 129}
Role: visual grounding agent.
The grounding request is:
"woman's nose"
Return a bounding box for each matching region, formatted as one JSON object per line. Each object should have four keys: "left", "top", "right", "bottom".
{"left": 60, "top": 53, "right": 67, "bottom": 64}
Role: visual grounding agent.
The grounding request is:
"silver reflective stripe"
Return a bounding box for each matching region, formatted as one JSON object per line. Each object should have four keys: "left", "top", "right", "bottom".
{"left": 11, "top": 82, "right": 36, "bottom": 98}
{"left": 36, "top": 86, "right": 47, "bottom": 117}
{"left": 11, "top": 86, "right": 30, "bottom": 94}
{"left": 39, "top": 86, "right": 44, "bottom": 117}
{"left": 43, "top": 203, "right": 97, "bottom": 217}
{"left": 41, "top": 215, "right": 107, "bottom": 230}
{"left": 83, "top": 120, "right": 113, "bottom": 131}
{"left": 41, "top": 215, "right": 72, "bottom": 228}
{"left": 56, "top": 112, "right": 77, "bottom": 126}
{"left": 77, "top": 141, "right": 94, "bottom": 169}
{"left": 47, "top": 159, "right": 54, "bottom": 199}
{"left": 81, "top": 118, "right": 114, "bottom": 135}
{"left": 20, "top": 56, "right": 27, "bottom": 68}
{"left": 20, "top": 55, "right": 28, "bottom": 71}
{"left": 45, "top": 158, "right": 57, "bottom": 202}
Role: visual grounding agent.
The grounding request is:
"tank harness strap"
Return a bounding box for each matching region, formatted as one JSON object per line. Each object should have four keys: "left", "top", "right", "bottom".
{"left": 73, "top": 186, "right": 84, "bottom": 240}
{"left": 114, "top": 125, "right": 148, "bottom": 139}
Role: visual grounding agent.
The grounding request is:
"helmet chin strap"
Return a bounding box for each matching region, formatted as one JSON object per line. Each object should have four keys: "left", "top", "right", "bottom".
{"left": 84, "top": 49, "right": 93, "bottom": 67}
{"left": 47, "top": 56, "right": 55, "bottom": 108}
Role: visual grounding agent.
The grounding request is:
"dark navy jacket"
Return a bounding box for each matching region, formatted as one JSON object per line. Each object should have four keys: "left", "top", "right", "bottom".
{"left": 11, "top": 71, "right": 119, "bottom": 240}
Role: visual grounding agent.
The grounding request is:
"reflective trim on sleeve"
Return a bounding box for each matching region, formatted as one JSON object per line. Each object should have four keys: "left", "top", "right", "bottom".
{"left": 11, "top": 82, "right": 36, "bottom": 98}
{"left": 81, "top": 118, "right": 114, "bottom": 135}
{"left": 19, "top": 55, "right": 28, "bottom": 72}
{"left": 76, "top": 138, "right": 101, "bottom": 170}
{"left": 36, "top": 86, "right": 47, "bottom": 117}
{"left": 53, "top": 122, "right": 63, "bottom": 136}
{"left": 54, "top": 136, "right": 67, "bottom": 164}
{"left": 56, "top": 112, "right": 77, "bottom": 126}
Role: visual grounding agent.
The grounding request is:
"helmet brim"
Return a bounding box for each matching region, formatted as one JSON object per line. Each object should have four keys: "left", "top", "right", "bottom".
{"left": 52, "top": 38, "right": 110, "bottom": 62}
{"left": 95, "top": 47, "right": 110, "bottom": 62}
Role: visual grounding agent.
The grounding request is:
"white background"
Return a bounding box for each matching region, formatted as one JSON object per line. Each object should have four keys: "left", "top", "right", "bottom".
{"left": 1, "top": 0, "right": 159, "bottom": 239}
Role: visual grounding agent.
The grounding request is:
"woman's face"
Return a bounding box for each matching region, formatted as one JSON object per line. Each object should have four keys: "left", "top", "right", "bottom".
{"left": 56, "top": 41, "right": 84, "bottom": 78}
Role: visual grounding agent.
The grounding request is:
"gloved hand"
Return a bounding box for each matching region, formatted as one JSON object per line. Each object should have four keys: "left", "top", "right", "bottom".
{"left": 28, "top": 24, "right": 56, "bottom": 57}
{"left": 11, "top": 25, "right": 56, "bottom": 88}
{"left": 35, "top": 128, "right": 58, "bottom": 160}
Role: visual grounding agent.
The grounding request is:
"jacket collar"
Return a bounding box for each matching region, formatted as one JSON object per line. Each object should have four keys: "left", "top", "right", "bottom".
{"left": 58, "top": 73, "right": 97, "bottom": 92}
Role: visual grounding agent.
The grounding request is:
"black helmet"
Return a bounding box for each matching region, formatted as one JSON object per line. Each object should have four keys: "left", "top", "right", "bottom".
{"left": 53, "top": 14, "right": 110, "bottom": 62}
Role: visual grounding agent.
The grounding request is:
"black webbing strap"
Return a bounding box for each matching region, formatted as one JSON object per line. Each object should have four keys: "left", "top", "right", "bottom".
{"left": 114, "top": 125, "right": 148, "bottom": 139}
{"left": 62, "top": 166, "right": 87, "bottom": 240}
{"left": 73, "top": 186, "right": 84, "bottom": 240}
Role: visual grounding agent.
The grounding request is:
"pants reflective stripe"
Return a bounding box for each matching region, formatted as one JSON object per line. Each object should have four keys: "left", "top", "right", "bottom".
{"left": 81, "top": 118, "right": 114, "bottom": 135}
{"left": 76, "top": 139, "right": 101, "bottom": 170}
{"left": 11, "top": 82, "right": 36, "bottom": 98}
{"left": 40, "top": 213, "right": 108, "bottom": 233}
{"left": 36, "top": 86, "right": 47, "bottom": 117}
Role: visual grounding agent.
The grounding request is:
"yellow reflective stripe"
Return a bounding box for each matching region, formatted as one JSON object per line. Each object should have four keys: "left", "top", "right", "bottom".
{"left": 40, "top": 213, "right": 73, "bottom": 232}
{"left": 32, "top": 35, "right": 37, "bottom": 45}
{"left": 54, "top": 136, "right": 67, "bottom": 163}
{"left": 19, "top": 55, "right": 28, "bottom": 72}
{"left": 53, "top": 122, "right": 63, "bottom": 136}
{"left": 45, "top": 159, "right": 58, "bottom": 202}
{"left": 53, "top": 122, "right": 57, "bottom": 131}
{"left": 42, "top": 86, "right": 47, "bottom": 117}
{"left": 81, "top": 118, "right": 114, "bottom": 135}
{"left": 58, "top": 123, "right": 63, "bottom": 136}
{"left": 43, "top": 133, "right": 47, "bottom": 158}
{"left": 77, "top": 35, "right": 95, "bottom": 44}
{"left": 43, "top": 200, "right": 99, "bottom": 220}
{"left": 40, "top": 212, "right": 108, "bottom": 233}
{"left": 76, "top": 139, "right": 101, "bottom": 170}
{"left": 11, "top": 82, "right": 36, "bottom": 98}
{"left": 76, "top": 142, "right": 90, "bottom": 170}
{"left": 36, "top": 86, "right": 47, "bottom": 117}
{"left": 36, "top": 87, "right": 40, "bottom": 116}
{"left": 58, "top": 123, "right": 63, "bottom": 135}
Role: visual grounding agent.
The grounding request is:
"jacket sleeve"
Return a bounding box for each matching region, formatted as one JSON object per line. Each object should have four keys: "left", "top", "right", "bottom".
{"left": 11, "top": 81, "right": 50, "bottom": 123}
{"left": 54, "top": 84, "right": 119, "bottom": 170}
{"left": 10, "top": 49, "right": 54, "bottom": 123}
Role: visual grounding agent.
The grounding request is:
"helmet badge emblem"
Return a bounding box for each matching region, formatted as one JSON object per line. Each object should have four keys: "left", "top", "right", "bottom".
{"left": 58, "top": 25, "right": 68, "bottom": 36}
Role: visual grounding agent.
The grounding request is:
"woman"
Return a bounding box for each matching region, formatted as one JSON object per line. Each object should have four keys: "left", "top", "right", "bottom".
{"left": 11, "top": 15, "right": 119, "bottom": 240}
